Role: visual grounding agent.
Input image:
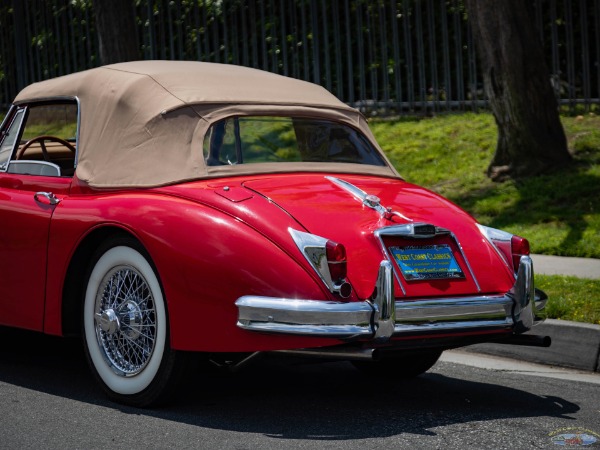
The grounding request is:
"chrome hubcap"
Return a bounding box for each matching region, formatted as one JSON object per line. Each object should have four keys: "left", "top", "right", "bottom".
{"left": 121, "top": 300, "right": 144, "bottom": 340}
{"left": 93, "top": 266, "right": 156, "bottom": 376}
{"left": 96, "top": 308, "right": 120, "bottom": 335}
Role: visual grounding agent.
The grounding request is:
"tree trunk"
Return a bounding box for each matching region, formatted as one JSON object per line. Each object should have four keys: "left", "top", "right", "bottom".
{"left": 93, "top": 0, "right": 139, "bottom": 65}
{"left": 465, "top": 0, "right": 572, "bottom": 181}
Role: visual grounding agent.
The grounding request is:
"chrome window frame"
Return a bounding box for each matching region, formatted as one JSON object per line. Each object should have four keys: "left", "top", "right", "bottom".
{"left": 203, "top": 114, "right": 387, "bottom": 167}
{"left": 11, "top": 96, "right": 81, "bottom": 170}
{"left": 0, "top": 106, "right": 25, "bottom": 172}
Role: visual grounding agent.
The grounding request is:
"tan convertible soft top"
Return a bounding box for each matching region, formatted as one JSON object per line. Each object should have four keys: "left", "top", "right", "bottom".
{"left": 15, "top": 60, "right": 399, "bottom": 188}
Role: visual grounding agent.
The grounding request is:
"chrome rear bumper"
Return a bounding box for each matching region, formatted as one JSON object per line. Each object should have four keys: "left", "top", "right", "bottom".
{"left": 235, "top": 256, "right": 545, "bottom": 341}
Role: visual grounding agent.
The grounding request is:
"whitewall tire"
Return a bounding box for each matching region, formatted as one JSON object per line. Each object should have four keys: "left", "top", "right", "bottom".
{"left": 82, "top": 238, "right": 184, "bottom": 407}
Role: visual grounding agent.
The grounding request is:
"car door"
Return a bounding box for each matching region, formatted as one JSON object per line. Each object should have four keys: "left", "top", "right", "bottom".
{"left": 0, "top": 101, "right": 77, "bottom": 331}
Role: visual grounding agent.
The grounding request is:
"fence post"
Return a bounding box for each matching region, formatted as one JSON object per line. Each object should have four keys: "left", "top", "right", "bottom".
{"left": 12, "top": 0, "right": 27, "bottom": 92}
{"left": 1, "top": 0, "right": 598, "bottom": 114}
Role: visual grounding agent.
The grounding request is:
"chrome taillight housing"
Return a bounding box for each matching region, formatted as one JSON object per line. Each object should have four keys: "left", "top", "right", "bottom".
{"left": 289, "top": 228, "right": 352, "bottom": 298}
{"left": 477, "top": 224, "right": 531, "bottom": 274}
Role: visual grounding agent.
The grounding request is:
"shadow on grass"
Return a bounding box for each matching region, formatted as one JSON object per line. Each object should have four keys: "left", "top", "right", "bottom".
{"left": 449, "top": 161, "right": 600, "bottom": 257}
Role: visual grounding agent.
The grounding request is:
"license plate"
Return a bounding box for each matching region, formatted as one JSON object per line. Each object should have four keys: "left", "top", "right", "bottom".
{"left": 390, "top": 244, "right": 464, "bottom": 281}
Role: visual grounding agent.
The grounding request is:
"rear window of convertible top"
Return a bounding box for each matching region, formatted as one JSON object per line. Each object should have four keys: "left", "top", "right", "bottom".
{"left": 203, "top": 116, "right": 387, "bottom": 167}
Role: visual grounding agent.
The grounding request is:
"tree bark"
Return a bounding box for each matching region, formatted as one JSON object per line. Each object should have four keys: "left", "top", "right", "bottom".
{"left": 93, "top": 0, "right": 140, "bottom": 65}
{"left": 465, "top": 0, "right": 572, "bottom": 181}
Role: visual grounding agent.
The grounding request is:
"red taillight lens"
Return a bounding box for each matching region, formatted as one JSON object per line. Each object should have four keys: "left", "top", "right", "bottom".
{"left": 326, "top": 240, "right": 347, "bottom": 282}
{"left": 511, "top": 235, "right": 530, "bottom": 270}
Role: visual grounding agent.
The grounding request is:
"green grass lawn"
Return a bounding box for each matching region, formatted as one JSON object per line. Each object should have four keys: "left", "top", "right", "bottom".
{"left": 372, "top": 113, "right": 600, "bottom": 325}
{"left": 537, "top": 275, "right": 600, "bottom": 325}
{"left": 371, "top": 113, "right": 600, "bottom": 259}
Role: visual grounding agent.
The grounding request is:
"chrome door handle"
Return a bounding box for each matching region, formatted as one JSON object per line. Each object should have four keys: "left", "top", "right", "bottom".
{"left": 34, "top": 191, "right": 61, "bottom": 205}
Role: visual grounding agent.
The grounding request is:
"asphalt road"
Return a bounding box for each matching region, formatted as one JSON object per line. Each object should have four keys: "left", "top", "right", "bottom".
{"left": 1, "top": 328, "right": 599, "bottom": 449}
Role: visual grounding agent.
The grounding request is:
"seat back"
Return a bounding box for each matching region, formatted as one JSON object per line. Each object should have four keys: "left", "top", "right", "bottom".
{"left": 6, "top": 160, "right": 61, "bottom": 176}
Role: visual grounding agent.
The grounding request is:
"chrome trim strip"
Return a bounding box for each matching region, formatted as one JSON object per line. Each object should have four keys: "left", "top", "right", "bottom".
{"left": 375, "top": 223, "right": 448, "bottom": 238}
{"left": 394, "top": 319, "right": 513, "bottom": 333}
{"left": 373, "top": 227, "right": 407, "bottom": 296}
{"left": 325, "top": 175, "right": 369, "bottom": 204}
{"left": 325, "top": 176, "right": 412, "bottom": 221}
{"left": 477, "top": 224, "right": 514, "bottom": 273}
{"left": 236, "top": 296, "right": 374, "bottom": 338}
{"left": 394, "top": 296, "right": 512, "bottom": 324}
{"left": 511, "top": 256, "right": 535, "bottom": 332}
{"left": 236, "top": 322, "right": 373, "bottom": 337}
{"left": 235, "top": 257, "right": 536, "bottom": 340}
{"left": 0, "top": 106, "right": 24, "bottom": 172}
{"left": 372, "top": 261, "right": 395, "bottom": 340}
{"left": 73, "top": 96, "right": 81, "bottom": 168}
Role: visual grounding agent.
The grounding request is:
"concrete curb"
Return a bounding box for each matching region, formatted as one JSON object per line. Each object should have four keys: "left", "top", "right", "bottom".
{"left": 463, "top": 255, "right": 600, "bottom": 372}
{"left": 465, "top": 319, "right": 600, "bottom": 372}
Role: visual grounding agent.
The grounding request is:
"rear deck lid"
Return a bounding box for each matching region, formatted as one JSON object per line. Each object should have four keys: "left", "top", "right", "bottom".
{"left": 244, "top": 174, "right": 514, "bottom": 299}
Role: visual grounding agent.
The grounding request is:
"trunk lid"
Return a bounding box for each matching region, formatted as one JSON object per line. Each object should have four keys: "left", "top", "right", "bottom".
{"left": 243, "top": 174, "right": 515, "bottom": 299}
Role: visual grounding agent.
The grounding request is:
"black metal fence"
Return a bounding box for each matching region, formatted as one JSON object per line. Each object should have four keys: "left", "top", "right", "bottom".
{"left": 1, "top": 0, "right": 599, "bottom": 115}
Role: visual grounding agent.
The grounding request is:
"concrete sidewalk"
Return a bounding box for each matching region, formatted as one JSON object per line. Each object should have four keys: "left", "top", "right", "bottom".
{"left": 531, "top": 254, "right": 600, "bottom": 279}
{"left": 465, "top": 254, "right": 600, "bottom": 373}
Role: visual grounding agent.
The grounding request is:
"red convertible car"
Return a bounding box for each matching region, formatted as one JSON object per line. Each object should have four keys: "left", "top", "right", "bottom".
{"left": 0, "top": 61, "right": 548, "bottom": 406}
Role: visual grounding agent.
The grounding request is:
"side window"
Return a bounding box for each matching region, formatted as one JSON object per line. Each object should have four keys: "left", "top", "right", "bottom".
{"left": 203, "top": 119, "right": 239, "bottom": 165}
{"left": 1, "top": 102, "right": 78, "bottom": 177}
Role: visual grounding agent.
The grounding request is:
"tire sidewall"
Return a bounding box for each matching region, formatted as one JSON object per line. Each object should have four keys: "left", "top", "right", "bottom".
{"left": 83, "top": 242, "right": 167, "bottom": 397}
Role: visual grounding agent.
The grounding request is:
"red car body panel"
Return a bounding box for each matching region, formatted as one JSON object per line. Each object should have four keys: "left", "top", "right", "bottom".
{"left": 42, "top": 176, "right": 342, "bottom": 351}
{"left": 1, "top": 171, "right": 518, "bottom": 352}
{"left": 0, "top": 173, "right": 71, "bottom": 331}
{"left": 1, "top": 61, "right": 546, "bottom": 406}
{"left": 243, "top": 174, "right": 515, "bottom": 298}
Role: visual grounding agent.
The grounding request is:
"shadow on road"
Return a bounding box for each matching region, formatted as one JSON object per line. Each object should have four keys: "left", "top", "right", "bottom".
{"left": 0, "top": 326, "right": 580, "bottom": 441}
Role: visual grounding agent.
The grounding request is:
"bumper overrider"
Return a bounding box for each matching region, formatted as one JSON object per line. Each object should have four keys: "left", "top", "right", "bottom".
{"left": 235, "top": 256, "right": 546, "bottom": 342}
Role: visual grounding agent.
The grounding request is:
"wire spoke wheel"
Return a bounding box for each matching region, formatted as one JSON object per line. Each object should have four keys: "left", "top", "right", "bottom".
{"left": 94, "top": 266, "right": 157, "bottom": 376}
{"left": 83, "top": 238, "right": 186, "bottom": 407}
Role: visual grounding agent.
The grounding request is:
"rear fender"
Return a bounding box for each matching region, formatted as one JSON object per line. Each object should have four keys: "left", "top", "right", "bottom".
{"left": 142, "top": 200, "right": 340, "bottom": 351}
{"left": 46, "top": 193, "right": 341, "bottom": 351}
